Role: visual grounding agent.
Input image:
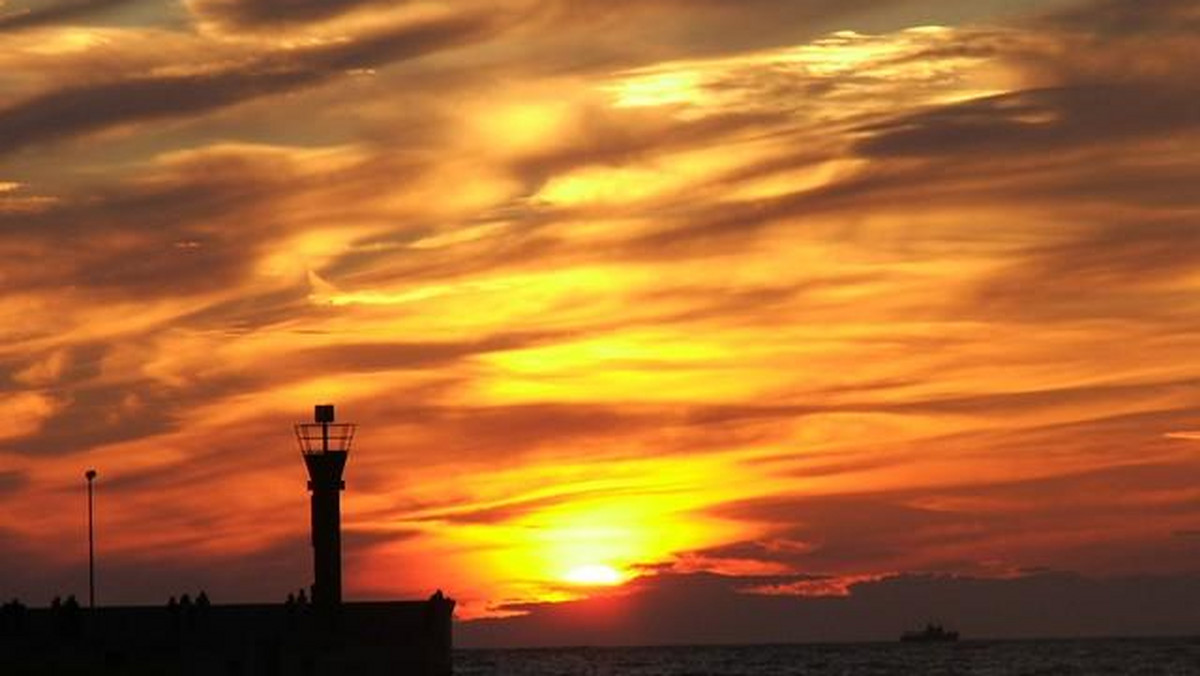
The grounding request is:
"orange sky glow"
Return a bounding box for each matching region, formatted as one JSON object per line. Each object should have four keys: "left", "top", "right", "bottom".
{"left": 2, "top": 0, "right": 1200, "bottom": 634}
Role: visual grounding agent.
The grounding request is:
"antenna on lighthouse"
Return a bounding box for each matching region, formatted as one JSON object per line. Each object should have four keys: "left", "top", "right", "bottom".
{"left": 295, "top": 404, "right": 356, "bottom": 609}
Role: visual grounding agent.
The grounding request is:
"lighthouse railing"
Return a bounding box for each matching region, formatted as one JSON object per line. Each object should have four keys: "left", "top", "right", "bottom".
{"left": 294, "top": 423, "right": 357, "bottom": 455}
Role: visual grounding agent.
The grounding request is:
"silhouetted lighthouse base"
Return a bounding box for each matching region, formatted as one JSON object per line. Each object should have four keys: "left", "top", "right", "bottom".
{"left": 4, "top": 597, "right": 455, "bottom": 675}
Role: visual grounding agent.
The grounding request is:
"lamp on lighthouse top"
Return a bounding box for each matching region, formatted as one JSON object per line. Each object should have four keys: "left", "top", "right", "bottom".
{"left": 294, "top": 404, "right": 356, "bottom": 457}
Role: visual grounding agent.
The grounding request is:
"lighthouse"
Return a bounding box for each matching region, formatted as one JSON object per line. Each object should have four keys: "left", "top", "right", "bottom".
{"left": 295, "top": 404, "right": 356, "bottom": 608}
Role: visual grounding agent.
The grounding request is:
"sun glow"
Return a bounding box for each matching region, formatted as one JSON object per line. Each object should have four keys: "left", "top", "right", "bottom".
{"left": 564, "top": 564, "right": 624, "bottom": 586}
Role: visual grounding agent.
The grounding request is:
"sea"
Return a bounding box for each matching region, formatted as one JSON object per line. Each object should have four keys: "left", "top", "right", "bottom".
{"left": 456, "top": 638, "right": 1200, "bottom": 675}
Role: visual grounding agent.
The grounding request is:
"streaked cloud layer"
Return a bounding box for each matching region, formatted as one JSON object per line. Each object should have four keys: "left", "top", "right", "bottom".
{"left": 1, "top": 0, "right": 1198, "bottom": 639}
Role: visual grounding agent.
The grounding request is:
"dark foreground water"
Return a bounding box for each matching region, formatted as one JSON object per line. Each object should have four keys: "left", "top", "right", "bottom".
{"left": 457, "top": 638, "right": 1200, "bottom": 675}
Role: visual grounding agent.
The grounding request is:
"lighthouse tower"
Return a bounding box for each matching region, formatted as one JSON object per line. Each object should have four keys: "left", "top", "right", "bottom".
{"left": 295, "top": 404, "right": 356, "bottom": 608}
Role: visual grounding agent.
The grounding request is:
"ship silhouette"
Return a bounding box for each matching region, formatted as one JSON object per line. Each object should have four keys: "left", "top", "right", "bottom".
{"left": 900, "top": 622, "right": 959, "bottom": 642}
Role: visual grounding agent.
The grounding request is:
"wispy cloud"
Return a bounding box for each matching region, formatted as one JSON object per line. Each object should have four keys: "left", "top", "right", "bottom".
{"left": 0, "top": 13, "right": 500, "bottom": 155}
{"left": 0, "top": 0, "right": 136, "bottom": 33}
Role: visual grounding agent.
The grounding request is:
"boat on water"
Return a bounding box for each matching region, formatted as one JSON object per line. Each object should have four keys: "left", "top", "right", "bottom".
{"left": 900, "top": 623, "right": 959, "bottom": 642}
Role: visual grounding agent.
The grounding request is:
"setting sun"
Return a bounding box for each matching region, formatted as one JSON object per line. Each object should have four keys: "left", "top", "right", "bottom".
{"left": 564, "top": 564, "right": 624, "bottom": 586}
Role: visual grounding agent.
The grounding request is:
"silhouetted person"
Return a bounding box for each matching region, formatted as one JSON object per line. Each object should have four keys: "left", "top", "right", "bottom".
{"left": 166, "top": 595, "right": 183, "bottom": 636}
{"left": 55, "top": 594, "right": 83, "bottom": 639}
{"left": 180, "top": 593, "right": 192, "bottom": 608}
{"left": 297, "top": 589, "right": 308, "bottom": 606}
{"left": 286, "top": 593, "right": 295, "bottom": 606}
{"left": 197, "top": 591, "right": 210, "bottom": 607}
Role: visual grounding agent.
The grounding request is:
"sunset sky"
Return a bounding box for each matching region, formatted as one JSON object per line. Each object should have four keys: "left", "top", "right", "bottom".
{"left": 2, "top": 0, "right": 1200, "bottom": 645}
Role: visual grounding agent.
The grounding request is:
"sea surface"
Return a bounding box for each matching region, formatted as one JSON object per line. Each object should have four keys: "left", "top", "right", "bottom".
{"left": 456, "top": 638, "right": 1200, "bottom": 675}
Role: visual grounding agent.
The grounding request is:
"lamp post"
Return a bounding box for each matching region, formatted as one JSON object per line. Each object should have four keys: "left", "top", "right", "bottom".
{"left": 85, "top": 468, "right": 97, "bottom": 610}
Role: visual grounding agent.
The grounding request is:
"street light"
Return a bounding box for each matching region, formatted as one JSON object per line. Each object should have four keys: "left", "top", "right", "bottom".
{"left": 85, "top": 468, "right": 96, "bottom": 610}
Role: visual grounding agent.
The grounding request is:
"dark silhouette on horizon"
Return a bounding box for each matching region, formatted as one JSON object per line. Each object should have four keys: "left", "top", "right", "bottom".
{"left": 0, "top": 404, "right": 455, "bottom": 675}
{"left": 900, "top": 622, "right": 959, "bottom": 643}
